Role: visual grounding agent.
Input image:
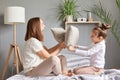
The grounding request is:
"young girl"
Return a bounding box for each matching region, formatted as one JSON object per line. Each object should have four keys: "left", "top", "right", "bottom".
{"left": 67, "top": 23, "right": 110, "bottom": 75}
{"left": 22, "top": 17, "right": 67, "bottom": 76}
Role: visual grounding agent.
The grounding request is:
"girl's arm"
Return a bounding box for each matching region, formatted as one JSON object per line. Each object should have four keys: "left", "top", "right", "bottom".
{"left": 68, "top": 45, "right": 101, "bottom": 56}
{"left": 75, "top": 43, "right": 94, "bottom": 50}
{"left": 75, "top": 45, "right": 101, "bottom": 56}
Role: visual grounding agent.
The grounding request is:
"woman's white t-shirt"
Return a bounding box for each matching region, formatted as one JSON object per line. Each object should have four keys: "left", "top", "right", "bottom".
{"left": 23, "top": 37, "right": 43, "bottom": 72}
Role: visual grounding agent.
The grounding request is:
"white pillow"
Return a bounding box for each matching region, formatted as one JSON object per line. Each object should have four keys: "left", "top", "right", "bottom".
{"left": 51, "top": 27, "right": 66, "bottom": 43}
{"left": 65, "top": 25, "right": 79, "bottom": 46}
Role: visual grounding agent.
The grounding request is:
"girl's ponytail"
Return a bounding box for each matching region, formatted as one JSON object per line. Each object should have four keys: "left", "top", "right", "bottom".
{"left": 93, "top": 23, "right": 110, "bottom": 39}
{"left": 100, "top": 23, "right": 110, "bottom": 31}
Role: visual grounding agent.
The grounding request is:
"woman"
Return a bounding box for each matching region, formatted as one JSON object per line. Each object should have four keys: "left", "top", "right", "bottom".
{"left": 22, "top": 17, "right": 67, "bottom": 76}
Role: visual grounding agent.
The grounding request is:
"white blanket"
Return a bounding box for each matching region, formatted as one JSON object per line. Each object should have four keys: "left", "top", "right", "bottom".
{"left": 7, "top": 69, "right": 120, "bottom": 80}
{"left": 7, "top": 53, "right": 120, "bottom": 80}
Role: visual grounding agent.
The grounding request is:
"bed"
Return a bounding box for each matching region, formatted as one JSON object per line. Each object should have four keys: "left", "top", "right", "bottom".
{"left": 7, "top": 53, "right": 120, "bottom": 80}
{"left": 6, "top": 69, "right": 120, "bottom": 80}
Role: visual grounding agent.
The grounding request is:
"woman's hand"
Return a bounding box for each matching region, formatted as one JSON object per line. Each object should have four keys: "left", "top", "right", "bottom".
{"left": 59, "top": 42, "right": 66, "bottom": 49}
{"left": 67, "top": 45, "right": 75, "bottom": 52}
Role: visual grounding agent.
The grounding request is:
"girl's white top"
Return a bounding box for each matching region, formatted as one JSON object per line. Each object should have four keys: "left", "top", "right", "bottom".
{"left": 75, "top": 40, "right": 106, "bottom": 68}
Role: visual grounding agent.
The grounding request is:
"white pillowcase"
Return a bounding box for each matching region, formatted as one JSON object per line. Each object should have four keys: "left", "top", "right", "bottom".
{"left": 51, "top": 26, "right": 79, "bottom": 46}
{"left": 51, "top": 27, "right": 66, "bottom": 43}
{"left": 65, "top": 25, "right": 79, "bottom": 46}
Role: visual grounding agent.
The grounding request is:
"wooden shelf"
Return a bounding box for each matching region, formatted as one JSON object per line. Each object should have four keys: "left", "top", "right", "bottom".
{"left": 65, "top": 21, "right": 101, "bottom": 30}
{"left": 65, "top": 21, "right": 101, "bottom": 24}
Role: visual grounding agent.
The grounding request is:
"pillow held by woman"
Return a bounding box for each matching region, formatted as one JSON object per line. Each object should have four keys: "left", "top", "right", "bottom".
{"left": 51, "top": 27, "right": 66, "bottom": 43}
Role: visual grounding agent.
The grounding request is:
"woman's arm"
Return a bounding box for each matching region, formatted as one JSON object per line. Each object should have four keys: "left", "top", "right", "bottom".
{"left": 37, "top": 42, "right": 65, "bottom": 59}
{"left": 44, "top": 42, "right": 65, "bottom": 53}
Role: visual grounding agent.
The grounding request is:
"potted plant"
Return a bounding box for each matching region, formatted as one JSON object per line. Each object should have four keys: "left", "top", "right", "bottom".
{"left": 57, "top": 0, "right": 80, "bottom": 22}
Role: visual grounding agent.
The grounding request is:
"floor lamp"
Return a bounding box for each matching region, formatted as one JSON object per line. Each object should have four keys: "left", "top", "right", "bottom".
{"left": 1, "top": 6, "right": 25, "bottom": 80}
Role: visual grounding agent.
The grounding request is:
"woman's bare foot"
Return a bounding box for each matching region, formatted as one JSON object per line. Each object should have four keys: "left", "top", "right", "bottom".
{"left": 62, "top": 70, "right": 74, "bottom": 76}
{"left": 67, "top": 70, "right": 74, "bottom": 76}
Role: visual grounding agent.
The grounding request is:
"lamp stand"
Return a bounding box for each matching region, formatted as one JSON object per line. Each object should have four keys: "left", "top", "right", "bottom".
{"left": 1, "top": 23, "right": 23, "bottom": 80}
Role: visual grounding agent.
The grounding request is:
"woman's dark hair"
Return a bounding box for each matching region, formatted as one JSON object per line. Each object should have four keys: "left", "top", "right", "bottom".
{"left": 93, "top": 23, "right": 110, "bottom": 39}
{"left": 25, "top": 17, "right": 44, "bottom": 41}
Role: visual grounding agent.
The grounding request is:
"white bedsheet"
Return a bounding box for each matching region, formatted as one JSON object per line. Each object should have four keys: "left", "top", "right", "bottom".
{"left": 7, "top": 53, "right": 120, "bottom": 80}
{"left": 7, "top": 69, "right": 120, "bottom": 80}
{"left": 7, "top": 74, "right": 69, "bottom": 80}
{"left": 6, "top": 74, "right": 104, "bottom": 80}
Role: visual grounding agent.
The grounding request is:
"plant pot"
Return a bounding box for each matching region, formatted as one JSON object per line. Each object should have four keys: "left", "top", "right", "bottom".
{"left": 66, "top": 15, "right": 73, "bottom": 22}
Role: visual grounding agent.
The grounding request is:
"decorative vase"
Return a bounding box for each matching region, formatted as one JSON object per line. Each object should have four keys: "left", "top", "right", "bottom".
{"left": 66, "top": 15, "right": 73, "bottom": 22}
{"left": 87, "top": 11, "right": 93, "bottom": 22}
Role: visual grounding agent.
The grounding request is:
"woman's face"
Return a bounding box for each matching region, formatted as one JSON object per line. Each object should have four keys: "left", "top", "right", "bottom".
{"left": 40, "top": 19, "right": 45, "bottom": 32}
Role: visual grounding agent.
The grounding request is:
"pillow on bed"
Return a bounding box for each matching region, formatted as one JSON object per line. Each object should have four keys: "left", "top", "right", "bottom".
{"left": 65, "top": 25, "right": 79, "bottom": 46}
{"left": 51, "top": 27, "right": 66, "bottom": 43}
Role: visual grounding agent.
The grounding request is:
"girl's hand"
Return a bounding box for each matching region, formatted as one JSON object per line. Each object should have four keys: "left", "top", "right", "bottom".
{"left": 75, "top": 45, "right": 79, "bottom": 48}
{"left": 67, "top": 45, "right": 75, "bottom": 52}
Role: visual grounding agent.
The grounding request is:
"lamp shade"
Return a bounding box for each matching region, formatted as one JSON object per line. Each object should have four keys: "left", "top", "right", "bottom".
{"left": 4, "top": 6, "right": 25, "bottom": 24}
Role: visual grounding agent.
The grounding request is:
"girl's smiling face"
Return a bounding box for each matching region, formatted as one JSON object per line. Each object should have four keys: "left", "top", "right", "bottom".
{"left": 90, "top": 30, "right": 103, "bottom": 44}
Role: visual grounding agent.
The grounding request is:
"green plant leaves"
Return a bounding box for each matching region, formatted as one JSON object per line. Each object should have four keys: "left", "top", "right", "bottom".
{"left": 116, "top": 0, "right": 120, "bottom": 11}
{"left": 90, "top": 0, "right": 120, "bottom": 46}
{"left": 57, "top": 0, "right": 80, "bottom": 21}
